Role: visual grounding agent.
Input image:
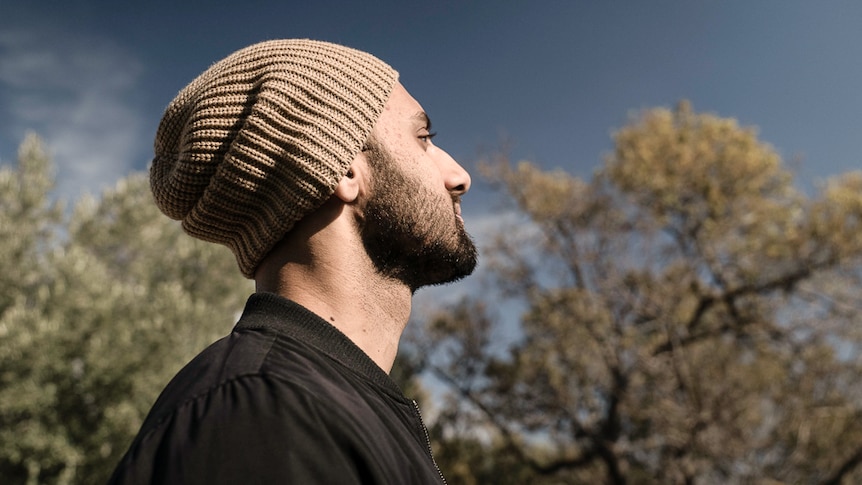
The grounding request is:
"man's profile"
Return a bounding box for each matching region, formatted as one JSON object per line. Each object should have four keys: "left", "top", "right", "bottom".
{"left": 108, "top": 39, "right": 476, "bottom": 484}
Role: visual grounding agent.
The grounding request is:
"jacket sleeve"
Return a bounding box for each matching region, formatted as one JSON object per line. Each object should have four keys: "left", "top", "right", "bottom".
{"left": 108, "top": 374, "right": 370, "bottom": 484}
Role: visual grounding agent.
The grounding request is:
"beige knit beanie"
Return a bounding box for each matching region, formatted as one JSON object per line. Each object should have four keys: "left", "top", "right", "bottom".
{"left": 151, "top": 39, "right": 398, "bottom": 278}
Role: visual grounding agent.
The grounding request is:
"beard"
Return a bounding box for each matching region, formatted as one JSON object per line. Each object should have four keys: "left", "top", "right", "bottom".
{"left": 357, "top": 143, "right": 478, "bottom": 292}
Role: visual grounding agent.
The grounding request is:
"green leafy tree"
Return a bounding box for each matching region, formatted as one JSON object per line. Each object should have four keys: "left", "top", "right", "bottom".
{"left": 0, "top": 134, "right": 75, "bottom": 483}
{"left": 0, "top": 134, "right": 252, "bottom": 484}
{"left": 419, "top": 102, "right": 862, "bottom": 484}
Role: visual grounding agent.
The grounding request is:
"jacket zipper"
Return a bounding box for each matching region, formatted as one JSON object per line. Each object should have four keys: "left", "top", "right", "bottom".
{"left": 412, "top": 400, "right": 448, "bottom": 485}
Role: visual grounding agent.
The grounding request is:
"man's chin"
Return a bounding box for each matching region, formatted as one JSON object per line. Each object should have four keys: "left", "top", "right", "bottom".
{"left": 410, "top": 238, "right": 478, "bottom": 290}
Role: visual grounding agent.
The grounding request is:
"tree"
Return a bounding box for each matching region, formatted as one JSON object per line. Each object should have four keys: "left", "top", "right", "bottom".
{"left": 418, "top": 102, "right": 862, "bottom": 484}
{"left": 0, "top": 135, "right": 252, "bottom": 484}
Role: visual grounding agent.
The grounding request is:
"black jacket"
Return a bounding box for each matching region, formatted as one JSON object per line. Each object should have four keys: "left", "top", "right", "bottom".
{"left": 108, "top": 292, "right": 445, "bottom": 484}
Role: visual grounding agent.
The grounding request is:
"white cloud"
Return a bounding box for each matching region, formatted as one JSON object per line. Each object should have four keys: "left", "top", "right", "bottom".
{"left": 0, "top": 28, "right": 146, "bottom": 201}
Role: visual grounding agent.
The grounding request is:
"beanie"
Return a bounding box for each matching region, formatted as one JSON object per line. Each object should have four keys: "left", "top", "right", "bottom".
{"left": 150, "top": 39, "right": 398, "bottom": 278}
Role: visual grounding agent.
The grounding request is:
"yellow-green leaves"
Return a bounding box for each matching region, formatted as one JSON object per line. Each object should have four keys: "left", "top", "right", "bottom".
{"left": 606, "top": 102, "right": 791, "bottom": 232}
{"left": 422, "top": 102, "right": 862, "bottom": 484}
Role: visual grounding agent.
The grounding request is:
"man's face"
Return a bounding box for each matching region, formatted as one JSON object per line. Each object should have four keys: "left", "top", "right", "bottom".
{"left": 356, "top": 84, "right": 477, "bottom": 291}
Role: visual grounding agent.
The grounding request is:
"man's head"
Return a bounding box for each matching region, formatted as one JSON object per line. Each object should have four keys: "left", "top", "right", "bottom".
{"left": 356, "top": 84, "right": 477, "bottom": 290}
{"left": 151, "top": 39, "right": 476, "bottom": 287}
{"left": 150, "top": 39, "right": 397, "bottom": 278}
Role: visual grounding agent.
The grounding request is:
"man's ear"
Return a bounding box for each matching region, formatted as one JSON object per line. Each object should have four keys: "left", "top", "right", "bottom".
{"left": 333, "top": 160, "right": 363, "bottom": 203}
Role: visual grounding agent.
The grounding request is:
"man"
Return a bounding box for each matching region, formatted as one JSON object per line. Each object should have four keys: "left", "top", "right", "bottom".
{"left": 109, "top": 39, "right": 476, "bottom": 484}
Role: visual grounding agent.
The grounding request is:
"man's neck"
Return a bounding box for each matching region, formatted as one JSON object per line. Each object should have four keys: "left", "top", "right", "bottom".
{"left": 254, "top": 230, "right": 412, "bottom": 374}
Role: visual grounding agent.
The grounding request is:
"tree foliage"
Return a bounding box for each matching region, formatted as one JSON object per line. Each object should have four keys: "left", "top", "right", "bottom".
{"left": 419, "top": 102, "right": 862, "bottom": 484}
{"left": 0, "top": 134, "right": 252, "bottom": 484}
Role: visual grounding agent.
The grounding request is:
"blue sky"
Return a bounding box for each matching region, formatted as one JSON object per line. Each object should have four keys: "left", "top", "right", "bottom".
{"left": 2, "top": 1, "right": 860, "bottom": 235}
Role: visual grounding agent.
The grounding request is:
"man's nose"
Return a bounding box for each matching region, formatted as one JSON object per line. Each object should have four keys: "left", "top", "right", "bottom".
{"left": 437, "top": 148, "right": 471, "bottom": 196}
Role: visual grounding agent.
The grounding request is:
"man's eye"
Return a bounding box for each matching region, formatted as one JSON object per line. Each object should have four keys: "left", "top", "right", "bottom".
{"left": 419, "top": 132, "right": 437, "bottom": 143}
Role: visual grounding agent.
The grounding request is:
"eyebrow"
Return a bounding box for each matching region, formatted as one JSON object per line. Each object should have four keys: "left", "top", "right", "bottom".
{"left": 412, "top": 111, "right": 432, "bottom": 131}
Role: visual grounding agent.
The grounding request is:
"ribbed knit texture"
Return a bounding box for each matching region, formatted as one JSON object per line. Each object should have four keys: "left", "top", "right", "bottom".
{"left": 150, "top": 39, "right": 398, "bottom": 278}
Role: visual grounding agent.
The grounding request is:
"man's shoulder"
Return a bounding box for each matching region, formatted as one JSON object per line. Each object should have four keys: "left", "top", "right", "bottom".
{"left": 110, "top": 311, "right": 443, "bottom": 484}
{"left": 134, "top": 326, "right": 274, "bottom": 431}
{"left": 110, "top": 328, "right": 332, "bottom": 476}
{"left": 135, "top": 320, "right": 365, "bottom": 434}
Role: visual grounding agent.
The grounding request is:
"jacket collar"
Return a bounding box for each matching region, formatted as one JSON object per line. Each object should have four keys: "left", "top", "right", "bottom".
{"left": 235, "top": 292, "right": 407, "bottom": 399}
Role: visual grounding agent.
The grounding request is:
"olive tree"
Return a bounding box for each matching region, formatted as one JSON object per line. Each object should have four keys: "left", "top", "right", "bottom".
{"left": 0, "top": 135, "right": 252, "bottom": 484}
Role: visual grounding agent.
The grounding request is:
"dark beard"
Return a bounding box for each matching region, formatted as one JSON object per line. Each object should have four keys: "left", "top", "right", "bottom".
{"left": 357, "top": 144, "right": 478, "bottom": 292}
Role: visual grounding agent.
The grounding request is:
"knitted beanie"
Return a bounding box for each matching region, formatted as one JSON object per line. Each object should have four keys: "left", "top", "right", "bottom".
{"left": 151, "top": 39, "right": 398, "bottom": 278}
